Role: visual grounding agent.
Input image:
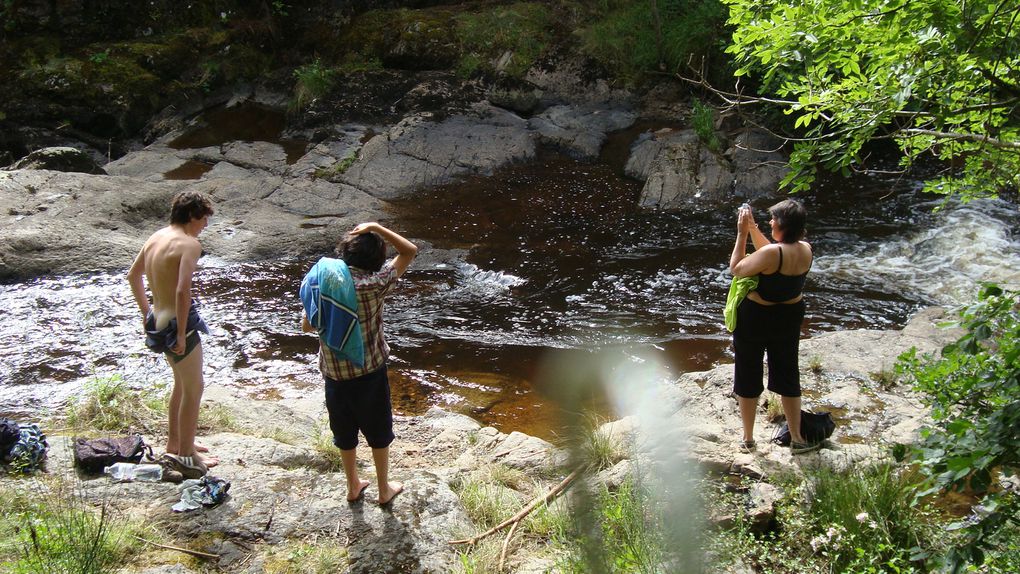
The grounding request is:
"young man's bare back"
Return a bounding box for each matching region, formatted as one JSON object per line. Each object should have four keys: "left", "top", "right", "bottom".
{"left": 127, "top": 191, "right": 218, "bottom": 477}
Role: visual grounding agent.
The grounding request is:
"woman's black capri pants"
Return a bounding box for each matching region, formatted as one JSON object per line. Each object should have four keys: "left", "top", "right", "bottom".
{"left": 732, "top": 298, "right": 805, "bottom": 398}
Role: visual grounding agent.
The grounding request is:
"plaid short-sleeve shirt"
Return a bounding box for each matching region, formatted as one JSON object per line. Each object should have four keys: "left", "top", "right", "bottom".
{"left": 319, "top": 261, "right": 399, "bottom": 381}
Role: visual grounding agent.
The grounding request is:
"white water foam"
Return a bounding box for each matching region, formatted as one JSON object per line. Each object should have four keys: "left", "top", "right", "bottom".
{"left": 813, "top": 199, "right": 1020, "bottom": 304}
{"left": 455, "top": 262, "right": 527, "bottom": 289}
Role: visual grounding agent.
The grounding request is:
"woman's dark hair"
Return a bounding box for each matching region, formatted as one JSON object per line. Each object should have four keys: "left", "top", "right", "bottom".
{"left": 170, "top": 191, "right": 214, "bottom": 225}
{"left": 769, "top": 199, "right": 807, "bottom": 243}
{"left": 336, "top": 232, "right": 386, "bottom": 271}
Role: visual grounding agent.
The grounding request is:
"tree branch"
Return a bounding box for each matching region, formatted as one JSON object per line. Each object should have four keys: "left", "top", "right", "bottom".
{"left": 132, "top": 536, "right": 220, "bottom": 559}
{"left": 899, "top": 129, "right": 1020, "bottom": 150}
{"left": 449, "top": 470, "right": 580, "bottom": 546}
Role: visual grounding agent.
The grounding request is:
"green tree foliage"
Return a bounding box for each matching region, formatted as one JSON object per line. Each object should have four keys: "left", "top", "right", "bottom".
{"left": 897, "top": 285, "right": 1020, "bottom": 570}
{"left": 720, "top": 0, "right": 1020, "bottom": 199}
{"left": 579, "top": 0, "right": 730, "bottom": 84}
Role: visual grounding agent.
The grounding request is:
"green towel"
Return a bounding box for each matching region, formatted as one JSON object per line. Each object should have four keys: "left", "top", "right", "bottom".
{"left": 725, "top": 275, "right": 759, "bottom": 332}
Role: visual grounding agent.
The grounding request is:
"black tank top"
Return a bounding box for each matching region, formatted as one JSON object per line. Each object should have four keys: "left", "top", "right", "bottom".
{"left": 755, "top": 245, "right": 809, "bottom": 303}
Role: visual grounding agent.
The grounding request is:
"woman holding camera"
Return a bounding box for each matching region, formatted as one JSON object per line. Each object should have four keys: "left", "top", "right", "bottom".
{"left": 729, "top": 199, "right": 817, "bottom": 454}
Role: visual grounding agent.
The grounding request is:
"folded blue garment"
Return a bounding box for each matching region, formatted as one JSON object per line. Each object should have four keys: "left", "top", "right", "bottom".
{"left": 300, "top": 257, "right": 364, "bottom": 367}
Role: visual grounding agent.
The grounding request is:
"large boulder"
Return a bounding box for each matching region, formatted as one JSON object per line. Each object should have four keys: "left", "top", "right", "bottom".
{"left": 627, "top": 129, "right": 734, "bottom": 207}
{"left": 337, "top": 103, "right": 535, "bottom": 200}
{"left": 528, "top": 105, "right": 636, "bottom": 160}
{"left": 627, "top": 127, "right": 789, "bottom": 209}
{"left": 7, "top": 146, "right": 107, "bottom": 174}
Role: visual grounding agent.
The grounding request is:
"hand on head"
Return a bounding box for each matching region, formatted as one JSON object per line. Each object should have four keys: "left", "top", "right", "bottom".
{"left": 349, "top": 222, "right": 379, "bottom": 236}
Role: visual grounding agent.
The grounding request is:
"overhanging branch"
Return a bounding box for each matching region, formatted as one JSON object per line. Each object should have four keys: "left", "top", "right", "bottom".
{"left": 899, "top": 129, "right": 1020, "bottom": 150}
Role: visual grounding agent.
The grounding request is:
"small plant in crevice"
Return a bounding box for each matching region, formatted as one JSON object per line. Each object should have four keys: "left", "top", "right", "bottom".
{"left": 868, "top": 367, "right": 898, "bottom": 390}
{"left": 313, "top": 148, "right": 359, "bottom": 180}
{"left": 692, "top": 98, "right": 722, "bottom": 152}
{"left": 291, "top": 58, "right": 335, "bottom": 111}
{"left": 564, "top": 412, "right": 625, "bottom": 475}
{"left": 88, "top": 49, "right": 110, "bottom": 65}
{"left": 311, "top": 420, "right": 344, "bottom": 472}
{"left": 452, "top": 464, "right": 528, "bottom": 529}
{"left": 808, "top": 355, "right": 823, "bottom": 374}
{"left": 763, "top": 392, "right": 785, "bottom": 423}
{"left": 262, "top": 539, "right": 348, "bottom": 574}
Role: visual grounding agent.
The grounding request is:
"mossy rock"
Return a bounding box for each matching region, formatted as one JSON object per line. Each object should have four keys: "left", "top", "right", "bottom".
{"left": 342, "top": 7, "right": 462, "bottom": 71}
{"left": 452, "top": 2, "right": 557, "bottom": 78}
{"left": 6, "top": 27, "right": 239, "bottom": 135}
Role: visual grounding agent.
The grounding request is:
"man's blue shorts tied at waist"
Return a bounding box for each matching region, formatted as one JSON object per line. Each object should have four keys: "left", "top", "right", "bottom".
{"left": 145, "top": 300, "right": 209, "bottom": 361}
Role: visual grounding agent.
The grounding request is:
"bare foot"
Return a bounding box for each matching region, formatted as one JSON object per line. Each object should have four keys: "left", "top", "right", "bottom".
{"left": 196, "top": 453, "right": 220, "bottom": 468}
{"left": 166, "top": 442, "right": 211, "bottom": 455}
{"left": 378, "top": 481, "right": 403, "bottom": 505}
{"left": 347, "top": 479, "right": 370, "bottom": 502}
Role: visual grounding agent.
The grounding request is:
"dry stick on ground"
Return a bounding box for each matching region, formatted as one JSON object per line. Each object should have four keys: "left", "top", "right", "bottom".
{"left": 449, "top": 469, "right": 580, "bottom": 546}
{"left": 498, "top": 519, "right": 520, "bottom": 572}
{"left": 132, "top": 535, "right": 220, "bottom": 559}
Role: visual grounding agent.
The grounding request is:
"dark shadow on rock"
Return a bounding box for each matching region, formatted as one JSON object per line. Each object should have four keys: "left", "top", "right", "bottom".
{"left": 346, "top": 502, "right": 423, "bottom": 574}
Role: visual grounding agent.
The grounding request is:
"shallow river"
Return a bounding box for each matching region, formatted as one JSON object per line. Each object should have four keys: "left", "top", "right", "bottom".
{"left": 2, "top": 119, "right": 1018, "bottom": 440}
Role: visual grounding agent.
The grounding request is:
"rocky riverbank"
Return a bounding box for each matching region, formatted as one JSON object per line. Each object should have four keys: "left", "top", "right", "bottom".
{"left": 1, "top": 306, "right": 959, "bottom": 573}
{"left": 1, "top": 42, "right": 789, "bottom": 282}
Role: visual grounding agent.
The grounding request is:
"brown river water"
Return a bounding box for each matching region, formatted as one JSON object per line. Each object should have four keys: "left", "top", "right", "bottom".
{"left": 2, "top": 105, "right": 1017, "bottom": 441}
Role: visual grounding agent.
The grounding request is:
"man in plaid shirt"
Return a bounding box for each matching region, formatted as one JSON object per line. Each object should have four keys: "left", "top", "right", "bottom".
{"left": 303, "top": 222, "right": 417, "bottom": 504}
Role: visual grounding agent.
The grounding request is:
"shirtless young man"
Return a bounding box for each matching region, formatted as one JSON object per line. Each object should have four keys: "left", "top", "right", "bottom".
{"left": 127, "top": 191, "right": 218, "bottom": 478}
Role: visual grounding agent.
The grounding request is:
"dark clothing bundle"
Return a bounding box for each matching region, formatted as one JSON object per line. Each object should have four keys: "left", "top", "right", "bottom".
{"left": 1, "top": 419, "right": 48, "bottom": 473}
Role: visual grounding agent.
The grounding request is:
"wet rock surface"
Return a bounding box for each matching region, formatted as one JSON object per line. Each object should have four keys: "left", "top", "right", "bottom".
{"left": 3, "top": 306, "right": 956, "bottom": 572}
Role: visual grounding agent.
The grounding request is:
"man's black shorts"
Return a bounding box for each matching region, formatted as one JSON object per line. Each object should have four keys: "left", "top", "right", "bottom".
{"left": 323, "top": 366, "right": 394, "bottom": 450}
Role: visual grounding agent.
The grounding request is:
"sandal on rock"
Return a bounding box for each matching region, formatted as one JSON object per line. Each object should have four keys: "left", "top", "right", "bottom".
{"left": 791, "top": 440, "right": 822, "bottom": 455}
{"left": 161, "top": 453, "right": 208, "bottom": 480}
{"left": 739, "top": 440, "right": 757, "bottom": 453}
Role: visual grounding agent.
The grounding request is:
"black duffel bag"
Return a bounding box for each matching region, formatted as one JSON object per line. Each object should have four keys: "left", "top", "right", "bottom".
{"left": 772, "top": 410, "right": 836, "bottom": 446}
{"left": 73, "top": 434, "right": 152, "bottom": 474}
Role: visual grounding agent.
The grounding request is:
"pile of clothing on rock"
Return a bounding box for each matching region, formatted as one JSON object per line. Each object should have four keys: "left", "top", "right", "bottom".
{"left": 1, "top": 417, "right": 48, "bottom": 474}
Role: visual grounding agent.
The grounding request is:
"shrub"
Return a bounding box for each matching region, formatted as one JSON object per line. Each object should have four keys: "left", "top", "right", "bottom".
{"left": 556, "top": 478, "right": 688, "bottom": 574}
{"left": 578, "top": 0, "right": 730, "bottom": 84}
{"left": 454, "top": 3, "right": 553, "bottom": 78}
{"left": 897, "top": 285, "right": 1020, "bottom": 570}
{"left": 806, "top": 463, "right": 945, "bottom": 573}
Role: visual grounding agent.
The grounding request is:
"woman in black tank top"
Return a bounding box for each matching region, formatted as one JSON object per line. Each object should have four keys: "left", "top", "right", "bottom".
{"left": 727, "top": 199, "right": 819, "bottom": 454}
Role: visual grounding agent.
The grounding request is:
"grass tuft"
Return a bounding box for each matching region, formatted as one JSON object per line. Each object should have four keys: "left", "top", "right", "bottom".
{"left": 291, "top": 58, "right": 335, "bottom": 111}
{"left": 312, "top": 420, "right": 344, "bottom": 472}
{"left": 262, "top": 539, "right": 348, "bottom": 573}
{"left": 64, "top": 374, "right": 166, "bottom": 434}
{"left": 0, "top": 475, "right": 143, "bottom": 573}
